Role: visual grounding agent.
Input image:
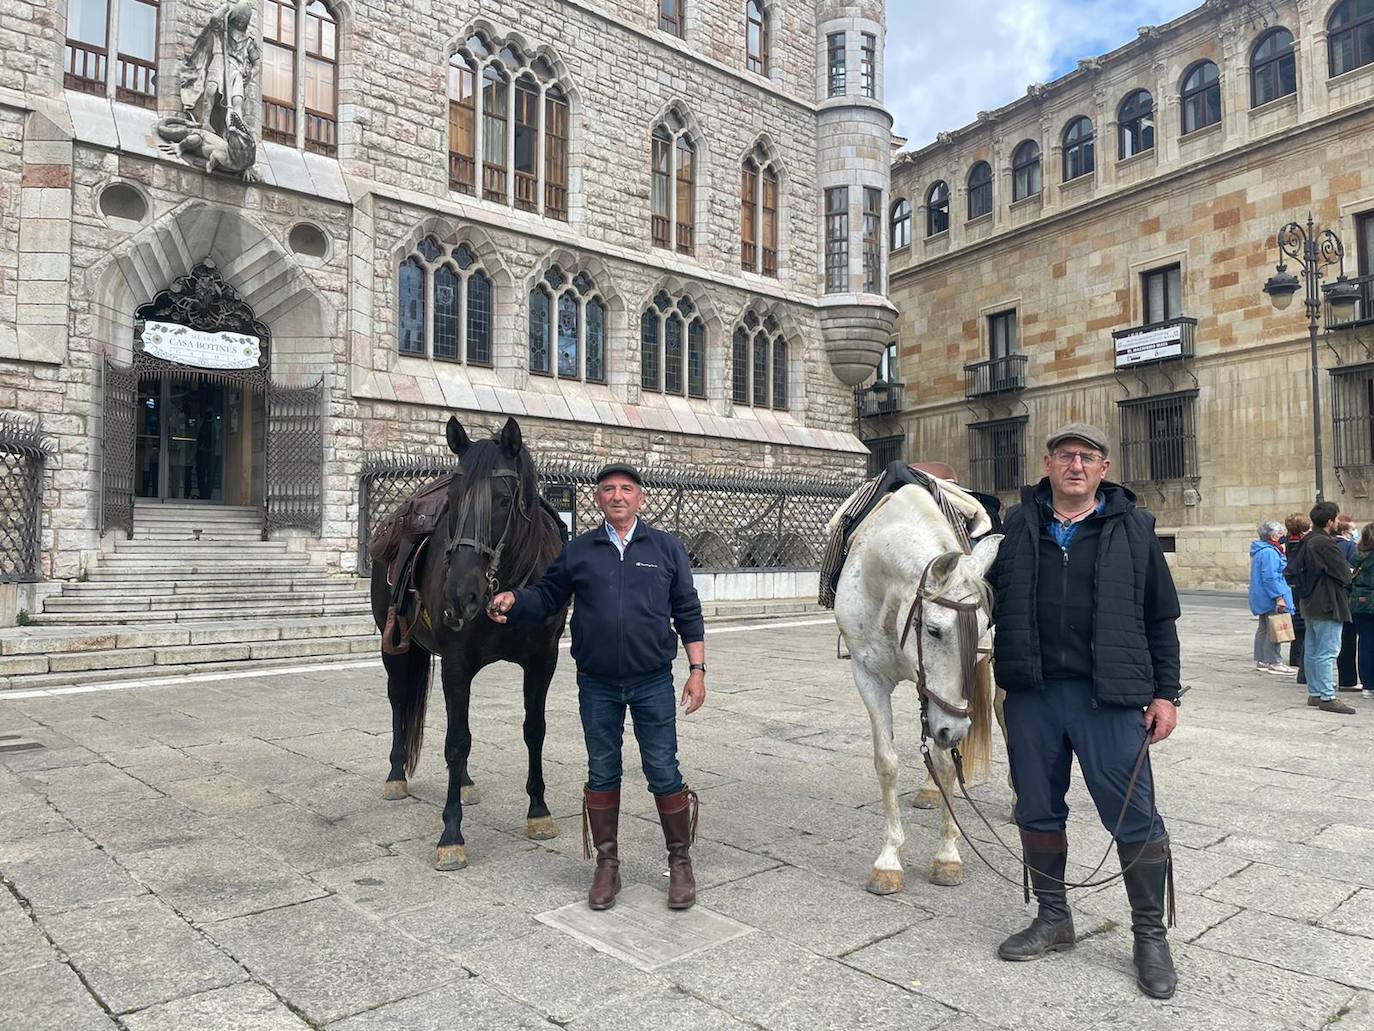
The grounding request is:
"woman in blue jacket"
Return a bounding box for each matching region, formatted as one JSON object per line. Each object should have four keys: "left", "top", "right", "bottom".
{"left": 1250, "top": 520, "right": 1294, "bottom": 674}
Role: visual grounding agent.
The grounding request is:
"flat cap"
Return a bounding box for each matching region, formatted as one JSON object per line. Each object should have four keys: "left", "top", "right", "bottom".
{"left": 595, "top": 462, "right": 643, "bottom": 485}
{"left": 1046, "top": 422, "right": 1110, "bottom": 456}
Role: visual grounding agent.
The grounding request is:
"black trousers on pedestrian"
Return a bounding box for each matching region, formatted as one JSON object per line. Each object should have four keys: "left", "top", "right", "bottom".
{"left": 1338, "top": 621, "right": 1360, "bottom": 688}
{"left": 1003, "top": 678, "right": 1166, "bottom": 846}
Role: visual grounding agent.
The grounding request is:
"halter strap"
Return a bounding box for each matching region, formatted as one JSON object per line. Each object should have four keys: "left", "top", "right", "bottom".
{"left": 900, "top": 554, "right": 984, "bottom": 721}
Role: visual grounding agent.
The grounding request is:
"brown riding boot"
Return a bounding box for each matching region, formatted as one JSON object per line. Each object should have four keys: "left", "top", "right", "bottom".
{"left": 582, "top": 787, "right": 621, "bottom": 910}
{"left": 655, "top": 787, "right": 699, "bottom": 910}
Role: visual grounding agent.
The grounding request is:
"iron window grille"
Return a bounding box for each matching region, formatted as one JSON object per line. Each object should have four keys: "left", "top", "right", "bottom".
{"left": 1118, "top": 391, "right": 1199, "bottom": 483}
{"left": 865, "top": 434, "right": 904, "bottom": 476}
{"left": 0, "top": 415, "right": 50, "bottom": 583}
{"left": 968, "top": 417, "right": 1027, "bottom": 494}
{"left": 1331, "top": 363, "right": 1374, "bottom": 473}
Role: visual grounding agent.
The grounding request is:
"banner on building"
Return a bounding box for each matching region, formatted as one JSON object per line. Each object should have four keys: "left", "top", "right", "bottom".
{"left": 142, "top": 321, "right": 262, "bottom": 370}
{"left": 1114, "top": 322, "right": 1185, "bottom": 368}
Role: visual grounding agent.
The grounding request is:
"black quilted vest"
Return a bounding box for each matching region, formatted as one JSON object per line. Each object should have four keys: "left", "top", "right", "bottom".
{"left": 992, "top": 480, "right": 1160, "bottom": 708}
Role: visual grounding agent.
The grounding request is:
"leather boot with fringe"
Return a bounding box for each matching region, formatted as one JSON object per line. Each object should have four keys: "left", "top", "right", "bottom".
{"left": 998, "top": 829, "right": 1076, "bottom": 961}
{"left": 654, "top": 787, "right": 699, "bottom": 910}
{"left": 1118, "top": 835, "right": 1178, "bottom": 999}
{"left": 582, "top": 786, "right": 621, "bottom": 910}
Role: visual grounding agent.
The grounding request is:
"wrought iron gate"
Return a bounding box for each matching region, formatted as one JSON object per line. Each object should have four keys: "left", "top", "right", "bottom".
{"left": 265, "top": 378, "right": 325, "bottom": 536}
{"left": 0, "top": 415, "right": 50, "bottom": 582}
{"left": 100, "top": 361, "right": 137, "bottom": 538}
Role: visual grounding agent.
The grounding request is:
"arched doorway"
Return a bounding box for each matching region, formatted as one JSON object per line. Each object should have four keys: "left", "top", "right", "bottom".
{"left": 101, "top": 260, "right": 323, "bottom": 538}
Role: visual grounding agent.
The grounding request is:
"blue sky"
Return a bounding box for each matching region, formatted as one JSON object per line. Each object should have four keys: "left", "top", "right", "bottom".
{"left": 886, "top": 0, "right": 1201, "bottom": 149}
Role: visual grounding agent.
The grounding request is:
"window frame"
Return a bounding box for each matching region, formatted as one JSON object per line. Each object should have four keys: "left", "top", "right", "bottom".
{"left": 967, "top": 162, "right": 992, "bottom": 220}
{"left": 1061, "top": 116, "right": 1095, "bottom": 182}
{"left": 651, "top": 120, "right": 696, "bottom": 255}
{"left": 987, "top": 309, "right": 1018, "bottom": 361}
{"left": 396, "top": 240, "right": 494, "bottom": 366}
{"left": 890, "top": 198, "right": 911, "bottom": 250}
{"left": 1251, "top": 27, "right": 1297, "bottom": 107}
{"left": 1180, "top": 60, "right": 1222, "bottom": 135}
{"left": 926, "top": 181, "right": 950, "bottom": 236}
{"left": 659, "top": 0, "right": 684, "bottom": 37}
{"left": 860, "top": 32, "right": 876, "bottom": 99}
{"left": 1329, "top": 0, "right": 1374, "bottom": 78}
{"left": 862, "top": 187, "right": 883, "bottom": 293}
{"left": 1011, "top": 140, "right": 1041, "bottom": 202}
{"left": 642, "top": 293, "right": 706, "bottom": 399}
{"left": 824, "top": 186, "right": 849, "bottom": 293}
{"left": 301, "top": 0, "right": 338, "bottom": 154}
{"left": 1142, "top": 263, "right": 1184, "bottom": 324}
{"left": 447, "top": 54, "right": 477, "bottom": 194}
{"left": 827, "top": 32, "right": 846, "bottom": 97}
{"left": 1357, "top": 210, "right": 1374, "bottom": 277}
{"left": 1117, "top": 89, "right": 1155, "bottom": 159}
{"left": 65, "top": 0, "right": 162, "bottom": 108}
{"left": 746, "top": 0, "right": 768, "bottom": 75}
{"left": 732, "top": 312, "right": 788, "bottom": 411}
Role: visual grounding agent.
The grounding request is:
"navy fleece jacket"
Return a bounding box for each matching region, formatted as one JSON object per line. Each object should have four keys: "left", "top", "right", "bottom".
{"left": 508, "top": 520, "right": 705, "bottom": 682}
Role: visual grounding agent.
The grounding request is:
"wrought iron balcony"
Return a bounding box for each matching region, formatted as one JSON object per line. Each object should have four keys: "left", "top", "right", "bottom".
{"left": 1328, "top": 274, "right": 1374, "bottom": 330}
{"left": 1111, "top": 316, "right": 1197, "bottom": 369}
{"left": 854, "top": 381, "right": 905, "bottom": 419}
{"left": 964, "top": 354, "right": 1028, "bottom": 399}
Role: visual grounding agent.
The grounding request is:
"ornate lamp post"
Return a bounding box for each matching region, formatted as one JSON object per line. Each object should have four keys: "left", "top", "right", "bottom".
{"left": 1262, "top": 214, "right": 1362, "bottom": 501}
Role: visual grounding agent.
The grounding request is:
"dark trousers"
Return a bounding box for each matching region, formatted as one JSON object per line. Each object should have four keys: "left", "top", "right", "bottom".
{"left": 1290, "top": 618, "right": 1306, "bottom": 683}
{"left": 1003, "top": 678, "right": 1165, "bottom": 846}
{"left": 577, "top": 669, "right": 684, "bottom": 796}
{"left": 1355, "top": 614, "right": 1374, "bottom": 689}
{"left": 1338, "top": 621, "right": 1360, "bottom": 687}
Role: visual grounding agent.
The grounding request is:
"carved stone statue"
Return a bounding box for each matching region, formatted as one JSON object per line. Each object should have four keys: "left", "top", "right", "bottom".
{"left": 155, "top": 1, "right": 260, "bottom": 180}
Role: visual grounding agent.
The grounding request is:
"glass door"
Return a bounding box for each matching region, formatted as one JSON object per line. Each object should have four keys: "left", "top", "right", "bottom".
{"left": 133, "top": 375, "right": 230, "bottom": 501}
{"left": 135, "top": 375, "right": 162, "bottom": 499}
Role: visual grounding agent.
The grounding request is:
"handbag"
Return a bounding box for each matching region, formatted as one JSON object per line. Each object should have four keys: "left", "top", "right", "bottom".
{"left": 1267, "top": 612, "right": 1295, "bottom": 644}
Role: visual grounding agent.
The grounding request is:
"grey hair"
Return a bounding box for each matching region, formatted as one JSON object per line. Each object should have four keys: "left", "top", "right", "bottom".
{"left": 1258, "top": 520, "right": 1285, "bottom": 540}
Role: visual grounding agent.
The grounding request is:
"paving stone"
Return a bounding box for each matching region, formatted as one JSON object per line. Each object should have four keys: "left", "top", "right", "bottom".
{"left": 0, "top": 830, "right": 148, "bottom": 916}
{"left": 1204, "top": 862, "right": 1356, "bottom": 922}
{"left": 183, "top": 738, "right": 329, "bottom": 787}
{"left": 0, "top": 959, "right": 118, "bottom": 1031}
{"left": 68, "top": 796, "right": 210, "bottom": 854}
{"left": 215, "top": 800, "right": 390, "bottom": 874}
{"left": 207, "top": 895, "right": 460, "bottom": 1025}
{"left": 670, "top": 932, "right": 956, "bottom": 1030}
{"left": 564, "top": 984, "right": 754, "bottom": 1030}
{"left": 1195, "top": 910, "right": 1374, "bottom": 990}
{"left": 324, "top": 980, "right": 557, "bottom": 1030}
{"left": 43, "top": 894, "right": 245, "bottom": 1014}
{"left": 160, "top": 773, "right": 279, "bottom": 815}
{"left": 119, "top": 835, "right": 327, "bottom": 924}
{"left": 1321, "top": 889, "right": 1374, "bottom": 939}
{"left": 19, "top": 761, "right": 162, "bottom": 811}
{"left": 0, "top": 888, "right": 55, "bottom": 976}
{"left": 310, "top": 853, "right": 474, "bottom": 918}
{"left": 121, "top": 982, "right": 314, "bottom": 1031}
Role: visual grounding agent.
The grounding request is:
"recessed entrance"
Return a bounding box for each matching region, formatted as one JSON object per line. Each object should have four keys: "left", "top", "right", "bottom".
{"left": 136, "top": 375, "right": 253, "bottom": 503}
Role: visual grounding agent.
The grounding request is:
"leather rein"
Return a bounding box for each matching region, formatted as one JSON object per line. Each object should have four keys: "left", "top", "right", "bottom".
{"left": 444, "top": 466, "right": 536, "bottom": 595}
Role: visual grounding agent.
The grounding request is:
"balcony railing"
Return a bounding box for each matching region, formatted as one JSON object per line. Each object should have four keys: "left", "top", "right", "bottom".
{"left": 304, "top": 109, "right": 336, "bottom": 155}
{"left": 1111, "top": 316, "right": 1197, "bottom": 369}
{"left": 762, "top": 246, "right": 777, "bottom": 278}
{"left": 854, "top": 381, "right": 905, "bottom": 419}
{"left": 64, "top": 40, "right": 107, "bottom": 94}
{"left": 262, "top": 99, "right": 296, "bottom": 144}
{"left": 448, "top": 152, "right": 474, "bottom": 194}
{"left": 964, "top": 354, "right": 1028, "bottom": 399}
{"left": 115, "top": 54, "right": 155, "bottom": 108}
{"left": 1329, "top": 274, "right": 1374, "bottom": 330}
{"left": 545, "top": 181, "right": 568, "bottom": 221}
{"left": 514, "top": 170, "right": 538, "bottom": 212}
{"left": 482, "top": 164, "right": 506, "bottom": 203}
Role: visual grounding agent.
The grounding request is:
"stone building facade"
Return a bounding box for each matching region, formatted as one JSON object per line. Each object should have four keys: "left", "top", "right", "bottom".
{"left": 1, "top": 0, "right": 897, "bottom": 589}
{"left": 880, "top": 0, "right": 1374, "bottom": 588}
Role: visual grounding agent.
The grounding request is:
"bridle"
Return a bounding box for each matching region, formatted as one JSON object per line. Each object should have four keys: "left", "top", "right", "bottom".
{"left": 444, "top": 465, "right": 534, "bottom": 596}
{"left": 899, "top": 554, "right": 983, "bottom": 740}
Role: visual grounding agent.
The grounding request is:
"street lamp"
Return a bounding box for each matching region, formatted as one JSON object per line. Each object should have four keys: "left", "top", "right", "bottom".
{"left": 1262, "top": 213, "right": 1351, "bottom": 502}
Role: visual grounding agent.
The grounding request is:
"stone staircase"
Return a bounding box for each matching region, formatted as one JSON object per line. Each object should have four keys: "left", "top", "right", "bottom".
{"left": 0, "top": 503, "right": 377, "bottom": 689}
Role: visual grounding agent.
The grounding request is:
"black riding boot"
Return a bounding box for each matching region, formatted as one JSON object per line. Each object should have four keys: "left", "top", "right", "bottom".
{"left": 998, "top": 829, "right": 1075, "bottom": 961}
{"left": 1118, "top": 836, "right": 1177, "bottom": 999}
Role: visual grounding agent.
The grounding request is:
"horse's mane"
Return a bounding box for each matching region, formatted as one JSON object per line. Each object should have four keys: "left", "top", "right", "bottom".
{"left": 455, "top": 437, "right": 563, "bottom": 590}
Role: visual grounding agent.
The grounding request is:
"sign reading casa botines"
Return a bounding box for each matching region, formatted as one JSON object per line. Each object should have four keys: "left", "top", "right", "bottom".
{"left": 1114, "top": 322, "right": 1184, "bottom": 368}
{"left": 142, "top": 321, "right": 262, "bottom": 369}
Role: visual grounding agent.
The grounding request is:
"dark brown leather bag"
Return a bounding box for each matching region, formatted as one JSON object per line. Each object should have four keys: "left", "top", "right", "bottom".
{"left": 368, "top": 473, "right": 454, "bottom": 564}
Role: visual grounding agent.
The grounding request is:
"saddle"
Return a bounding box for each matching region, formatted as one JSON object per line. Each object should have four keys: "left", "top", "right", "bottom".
{"left": 818, "top": 460, "right": 1001, "bottom": 609}
{"left": 369, "top": 474, "right": 455, "bottom": 656}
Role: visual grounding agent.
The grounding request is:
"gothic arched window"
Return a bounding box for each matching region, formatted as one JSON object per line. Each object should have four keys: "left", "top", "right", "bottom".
{"left": 732, "top": 310, "right": 788, "bottom": 411}
{"left": 396, "top": 239, "right": 493, "bottom": 365}
{"left": 643, "top": 291, "right": 706, "bottom": 398}
{"left": 528, "top": 266, "right": 606, "bottom": 382}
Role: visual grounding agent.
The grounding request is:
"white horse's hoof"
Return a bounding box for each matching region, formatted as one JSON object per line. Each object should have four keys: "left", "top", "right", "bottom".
{"left": 929, "top": 860, "right": 964, "bottom": 886}
{"left": 866, "top": 868, "right": 904, "bottom": 895}
{"left": 912, "top": 787, "right": 940, "bottom": 810}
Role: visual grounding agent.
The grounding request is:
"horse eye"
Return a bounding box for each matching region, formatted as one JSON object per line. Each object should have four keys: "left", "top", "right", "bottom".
{"left": 926, "top": 626, "right": 942, "bottom": 640}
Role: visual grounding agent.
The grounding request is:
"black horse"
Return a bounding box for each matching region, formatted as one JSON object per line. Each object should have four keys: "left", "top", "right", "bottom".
{"left": 370, "top": 416, "right": 567, "bottom": 870}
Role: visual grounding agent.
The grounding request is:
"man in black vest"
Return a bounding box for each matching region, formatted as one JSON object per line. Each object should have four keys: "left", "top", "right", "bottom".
{"left": 989, "top": 422, "right": 1182, "bottom": 999}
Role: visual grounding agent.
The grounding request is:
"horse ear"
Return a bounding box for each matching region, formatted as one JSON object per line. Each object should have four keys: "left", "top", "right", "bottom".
{"left": 446, "top": 416, "right": 471, "bottom": 456}
{"left": 967, "top": 534, "right": 1003, "bottom": 581}
{"left": 928, "top": 551, "right": 962, "bottom": 589}
{"left": 498, "top": 416, "right": 523, "bottom": 458}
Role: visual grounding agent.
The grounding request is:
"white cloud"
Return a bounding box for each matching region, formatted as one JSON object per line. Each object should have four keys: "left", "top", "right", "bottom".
{"left": 886, "top": 0, "right": 1201, "bottom": 150}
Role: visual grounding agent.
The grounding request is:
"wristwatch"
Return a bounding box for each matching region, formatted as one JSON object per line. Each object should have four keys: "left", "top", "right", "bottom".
{"left": 689, "top": 663, "right": 707, "bottom": 673}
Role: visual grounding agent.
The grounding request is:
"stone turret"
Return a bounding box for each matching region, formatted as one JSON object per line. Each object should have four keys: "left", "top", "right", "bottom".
{"left": 814, "top": 1, "right": 898, "bottom": 385}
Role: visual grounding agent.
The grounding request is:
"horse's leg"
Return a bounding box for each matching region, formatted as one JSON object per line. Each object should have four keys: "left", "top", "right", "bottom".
{"left": 521, "top": 647, "right": 558, "bottom": 841}
{"left": 928, "top": 746, "right": 965, "bottom": 887}
{"left": 460, "top": 763, "right": 480, "bottom": 806}
{"left": 382, "top": 644, "right": 430, "bottom": 800}
{"left": 912, "top": 771, "right": 940, "bottom": 809}
{"left": 995, "top": 685, "right": 1016, "bottom": 820}
{"left": 435, "top": 658, "right": 474, "bottom": 871}
{"left": 854, "top": 663, "right": 905, "bottom": 895}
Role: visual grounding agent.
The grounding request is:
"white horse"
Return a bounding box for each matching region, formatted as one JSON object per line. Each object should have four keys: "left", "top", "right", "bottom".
{"left": 831, "top": 483, "right": 1001, "bottom": 894}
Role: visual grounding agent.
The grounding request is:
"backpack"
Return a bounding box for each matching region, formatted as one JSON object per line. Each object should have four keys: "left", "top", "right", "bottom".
{"left": 1285, "top": 540, "right": 1322, "bottom": 601}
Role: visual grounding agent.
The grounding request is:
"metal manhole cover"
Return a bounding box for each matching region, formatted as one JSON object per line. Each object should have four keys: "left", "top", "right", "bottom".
{"left": 535, "top": 882, "right": 754, "bottom": 972}
{"left": 0, "top": 734, "right": 45, "bottom": 755}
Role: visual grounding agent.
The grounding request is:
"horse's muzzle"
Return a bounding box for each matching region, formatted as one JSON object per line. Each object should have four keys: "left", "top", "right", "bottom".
{"left": 442, "top": 607, "right": 465, "bottom": 632}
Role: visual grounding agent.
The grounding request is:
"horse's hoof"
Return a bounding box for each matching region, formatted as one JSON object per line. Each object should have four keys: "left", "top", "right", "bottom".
{"left": 929, "top": 861, "right": 964, "bottom": 887}
{"left": 434, "top": 845, "right": 468, "bottom": 871}
{"left": 866, "top": 868, "right": 903, "bottom": 895}
{"left": 525, "top": 815, "right": 558, "bottom": 840}
{"left": 381, "top": 779, "right": 408, "bottom": 801}
{"left": 461, "top": 784, "right": 481, "bottom": 806}
{"left": 912, "top": 788, "right": 940, "bottom": 810}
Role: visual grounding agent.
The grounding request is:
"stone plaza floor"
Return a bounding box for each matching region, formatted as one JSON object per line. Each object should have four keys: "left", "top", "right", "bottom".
{"left": 2, "top": 598, "right": 1372, "bottom": 1031}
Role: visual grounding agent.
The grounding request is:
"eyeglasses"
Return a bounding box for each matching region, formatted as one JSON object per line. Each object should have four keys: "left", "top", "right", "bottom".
{"left": 1049, "top": 449, "right": 1105, "bottom": 467}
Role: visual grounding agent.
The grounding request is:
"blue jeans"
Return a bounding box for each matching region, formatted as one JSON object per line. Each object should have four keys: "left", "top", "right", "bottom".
{"left": 1003, "top": 678, "right": 1165, "bottom": 845}
{"left": 577, "top": 669, "right": 684, "bottom": 796}
{"left": 1304, "top": 618, "right": 1343, "bottom": 701}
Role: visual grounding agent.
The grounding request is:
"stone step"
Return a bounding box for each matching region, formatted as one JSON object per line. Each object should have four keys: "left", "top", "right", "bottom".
{"left": 0, "top": 614, "right": 378, "bottom": 656}
{"left": 113, "top": 539, "right": 291, "bottom": 553}
{"left": 0, "top": 634, "right": 379, "bottom": 684}
{"left": 70, "top": 573, "right": 342, "bottom": 590}
{"left": 93, "top": 559, "right": 317, "bottom": 573}
{"left": 49, "top": 587, "right": 366, "bottom": 608}
{"left": 27, "top": 601, "right": 373, "bottom": 625}
{"left": 130, "top": 529, "right": 266, "bottom": 541}
{"left": 85, "top": 569, "right": 340, "bottom": 583}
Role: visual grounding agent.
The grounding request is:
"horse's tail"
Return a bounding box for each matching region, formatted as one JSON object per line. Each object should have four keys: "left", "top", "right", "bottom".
{"left": 961, "top": 654, "right": 994, "bottom": 782}
{"left": 401, "top": 651, "right": 433, "bottom": 779}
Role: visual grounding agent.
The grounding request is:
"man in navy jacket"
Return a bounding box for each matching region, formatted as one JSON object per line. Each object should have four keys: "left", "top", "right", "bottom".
{"left": 488, "top": 464, "right": 706, "bottom": 911}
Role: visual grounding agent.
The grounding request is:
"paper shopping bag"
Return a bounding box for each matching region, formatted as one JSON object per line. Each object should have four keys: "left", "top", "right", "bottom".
{"left": 1267, "top": 612, "right": 1295, "bottom": 644}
